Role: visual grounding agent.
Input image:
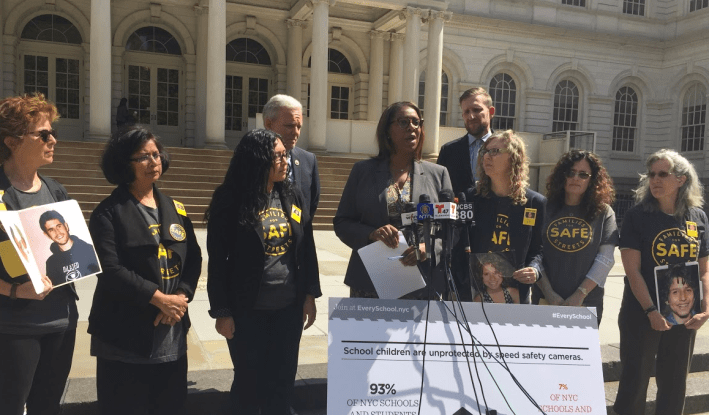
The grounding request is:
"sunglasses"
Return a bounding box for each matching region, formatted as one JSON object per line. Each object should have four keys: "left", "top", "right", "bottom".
{"left": 566, "top": 170, "right": 591, "bottom": 180}
{"left": 395, "top": 118, "right": 423, "bottom": 129}
{"left": 273, "top": 152, "right": 288, "bottom": 164}
{"left": 480, "top": 147, "right": 509, "bottom": 157}
{"left": 647, "top": 171, "right": 672, "bottom": 179}
{"left": 28, "top": 129, "right": 57, "bottom": 142}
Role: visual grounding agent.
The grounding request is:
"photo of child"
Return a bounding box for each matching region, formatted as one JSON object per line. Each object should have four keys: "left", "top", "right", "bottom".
{"left": 471, "top": 252, "right": 520, "bottom": 304}
{"left": 655, "top": 262, "right": 702, "bottom": 325}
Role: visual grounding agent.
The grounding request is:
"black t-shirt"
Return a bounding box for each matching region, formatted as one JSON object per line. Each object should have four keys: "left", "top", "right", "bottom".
{"left": 254, "top": 191, "right": 296, "bottom": 309}
{"left": 620, "top": 205, "right": 709, "bottom": 306}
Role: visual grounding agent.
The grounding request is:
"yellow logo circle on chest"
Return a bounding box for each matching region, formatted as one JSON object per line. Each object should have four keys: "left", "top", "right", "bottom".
{"left": 651, "top": 227, "right": 697, "bottom": 266}
{"left": 169, "top": 224, "right": 186, "bottom": 241}
{"left": 546, "top": 216, "right": 593, "bottom": 253}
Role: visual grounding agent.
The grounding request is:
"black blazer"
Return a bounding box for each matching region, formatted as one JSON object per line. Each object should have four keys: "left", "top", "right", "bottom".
{"left": 437, "top": 134, "right": 474, "bottom": 196}
{"left": 87, "top": 185, "right": 202, "bottom": 357}
{"left": 333, "top": 158, "right": 453, "bottom": 292}
{"left": 290, "top": 146, "right": 320, "bottom": 219}
{"left": 207, "top": 188, "right": 321, "bottom": 318}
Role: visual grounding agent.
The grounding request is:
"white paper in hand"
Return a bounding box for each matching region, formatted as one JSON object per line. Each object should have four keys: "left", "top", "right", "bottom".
{"left": 357, "top": 231, "right": 426, "bottom": 299}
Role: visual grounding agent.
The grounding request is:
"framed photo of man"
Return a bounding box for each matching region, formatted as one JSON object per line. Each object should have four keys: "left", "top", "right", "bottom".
{"left": 654, "top": 262, "right": 702, "bottom": 325}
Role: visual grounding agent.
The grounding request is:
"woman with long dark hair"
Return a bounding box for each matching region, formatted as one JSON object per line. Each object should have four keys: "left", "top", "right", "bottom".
{"left": 206, "top": 129, "right": 321, "bottom": 414}
{"left": 333, "top": 101, "right": 452, "bottom": 298}
{"left": 614, "top": 149, "right": 708, "bottom": 415}
{"left": 535, "top": 150, "right": 618, "bottom": 324}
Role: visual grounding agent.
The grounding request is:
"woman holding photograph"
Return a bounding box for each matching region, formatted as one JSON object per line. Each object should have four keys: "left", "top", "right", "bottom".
{"left": 466, "top": 130, "right": 545, "bottom": 304}
{"left": 614, "top": 149, "right": 709, "bottom": 415}
{"left": 535, "top": 150, "right": 618, "bottom": 324}
{"left": 0, "top": 93, "right": 76, "bottom": 415}
{"left": 88, "top": 127, "right": 202, "bottom": 415}
{"left": 472, "top": 256, "right": 520, "bottom": 304}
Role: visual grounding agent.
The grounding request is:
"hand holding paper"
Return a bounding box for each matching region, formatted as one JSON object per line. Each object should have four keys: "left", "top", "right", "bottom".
{"left": 358, "top": 231, "right": 426, "bottom": 299}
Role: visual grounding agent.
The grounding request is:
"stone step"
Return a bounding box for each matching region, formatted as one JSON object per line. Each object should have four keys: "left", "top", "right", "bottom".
{"left": 605, "top": 371, "right": 709, "bottom": 414}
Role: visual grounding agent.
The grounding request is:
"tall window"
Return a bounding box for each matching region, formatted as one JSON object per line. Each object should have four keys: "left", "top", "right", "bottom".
{"left": 681, "top": 84, "right": 706, "bottom": 152}
{"left": 562, "top": 0, "right": 585, "bottom": 6}
{"left": 623, "top": 0, "right": 645, "bottom": 16}
{"left": 418, "top": 71, "right": 449, "bottom": 125}
{"left": 21, "top": 15, "right": 82, "bottom": 120}
{"left": 489, "top": 73, "right": 517, "bottom": 130}
{"left": 690, "top": 0, "right": 708, "bottom": 12}
{"left": 612, "top": 87, "right": 638, "bottom": 152}
{"left": 126, "top": 26, "right": 181, "bottom": 55}
{"left": 553, "top": 80, "right": 579, "bottom": 132}
{"left": 308, "top": 48, "right": 353, "bottom": 119}
{"left": 224, "top": 38, "right": 271, "bottom": 132}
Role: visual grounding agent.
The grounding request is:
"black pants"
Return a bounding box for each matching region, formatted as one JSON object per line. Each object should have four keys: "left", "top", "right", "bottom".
{"left": 227, "top": 303, "right": 303, "bottom": 415}
{"left": 451, "top": 244, "right": 473, "bottom": 301}
{"left": 96, "top": 354, "right": 188, "bottom": 415}
{"left": 613, "top": 284, "right": 696, "bottom": 415}
{"left": 0, "top": 329, "right": 76, "bottom": 415}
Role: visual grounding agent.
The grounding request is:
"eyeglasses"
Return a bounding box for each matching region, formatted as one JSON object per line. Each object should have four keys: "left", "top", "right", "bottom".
{"left": 480, "top": 147, "right": 509, "bottom": 157}
{"left": 130, "top": 152, "right": 162, "bottom": 164}
{"left": 648, "top": 171, "right": 672, "bottom": 179}
{"left": 273, "top": 152, "right": 288, "bottom": 164}
{"left": 566, "top": 170, "right": 591, "bottom": 180}
{"left": 27, "top": 129, "right": 57, "bottom": 142}
{"left": 395, "top": 118, "right": 423, "bottom": 129}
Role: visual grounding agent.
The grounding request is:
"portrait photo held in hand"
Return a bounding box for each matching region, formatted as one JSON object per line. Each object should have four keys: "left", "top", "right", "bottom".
{"left": 0, "top": 199, "right": 100, "bottom": 292}
{"left": 472, "top": 251, "right": 520, "bottom": 304}
{"left": 655, "top": 262, "right": 702, "bottom": 325}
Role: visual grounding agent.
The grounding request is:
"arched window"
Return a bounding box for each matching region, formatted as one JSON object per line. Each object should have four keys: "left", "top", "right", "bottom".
{"left": 307, "top": 49, "right": 353, "bottom": 119}
{"left": 489, "top": 73, "right": 517, "bottom": 130}
{"left": 553, "top": 80, "right": 579, "bottom": 132}
{"left": 681, "top": 83, "right": 706, "bottom": 152}
{"left": 612, "top": 87, "right": 638, "bottom": 152}
{"left": 126, "top": 26, "right": 181, "bottom": 55}
{"left": 226, "top": 38, "right": 271, "bottom": 65}
{"left": 21, "top": 14, "right": 82, "bottom": 44}
{"left": 418, "top": 71, "right": 449, "bottom": 126}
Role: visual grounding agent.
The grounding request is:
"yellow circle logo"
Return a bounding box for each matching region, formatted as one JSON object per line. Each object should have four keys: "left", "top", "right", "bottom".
{"left": 546, "top": 216, "right": 593, "bottom": 253}
{"left": 651, "top": 228, "right": 698, "bottom": 266}
{"left": 169, "top": 224, "right": 186, "bottom": 241}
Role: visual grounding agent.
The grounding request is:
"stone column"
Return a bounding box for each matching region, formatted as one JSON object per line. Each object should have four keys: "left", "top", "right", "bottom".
{"left": 367, "top": 31, "right": 386, "bottom": 121}
{"left": 194, "top": 5, "right": 208, "bottom": 148}
{"left": 309, "top": 0, "right": 330, "bottom": 151}
{"left": 89, "top": 0, "right": 112, "bottom": 141}
{"left": 402, "top": 7, "right": 423, "bottom": 103}
{"left": 286, "top": 19, "right": 306, "bottom": 100}
{"left": 388, "top": 33, "right": 404, "bottom": 105}
{"left": 423, "top": 11, "right": 451, "bottom": 154}
{"left": 205, "top": 0, "right": 226, "bottom": 148}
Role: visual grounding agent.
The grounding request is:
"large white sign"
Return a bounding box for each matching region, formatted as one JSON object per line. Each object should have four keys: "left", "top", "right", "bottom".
{"left": 328, "top": 298, "right": 606, "bottom": 415}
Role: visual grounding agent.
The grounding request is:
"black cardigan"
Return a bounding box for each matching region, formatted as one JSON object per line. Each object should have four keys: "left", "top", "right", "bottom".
{"left": 87, "top": 185, "right": 202, "bottom": 357}
{"left": 207, "top": 188, "right": 321, "bottom": 318}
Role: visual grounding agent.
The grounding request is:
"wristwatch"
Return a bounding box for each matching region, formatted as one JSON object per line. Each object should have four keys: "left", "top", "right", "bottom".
{"left": 576, "top": 286, "right": 589, "bottom": 296}
{"left": 644, "top": 305, "right": 658, "bottom": 315}
{"left": 9, "top": 283, "right": 20, "bottom": 300}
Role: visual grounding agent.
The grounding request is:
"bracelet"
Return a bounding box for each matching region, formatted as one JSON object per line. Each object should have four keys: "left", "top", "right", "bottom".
{"left": 576, "top": 286, "right": 589, "bottom": 296}
{"left": 644, "top": 305, "right": 657, "bottom": 315}
{"left": 9, "top": 283, "right": 20, "bottom": 300}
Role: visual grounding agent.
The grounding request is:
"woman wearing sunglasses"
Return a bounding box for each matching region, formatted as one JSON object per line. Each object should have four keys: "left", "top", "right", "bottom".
{"left": 87, "top": 127, "right": 202, "bottom": 414}
{"left": 0, "top": 93, "right": 76, "bottom": 415}
{"left": 466, "top": 130, "right": 546, "bottom": 304}
{"left": 534, "top": 150, "right": 618, "bottom": 324}
{"left": 613, "top": 149, "right": 708, "bottom": 415}
{"left": 334, "top": 101, "right": 452, "bottom": 298}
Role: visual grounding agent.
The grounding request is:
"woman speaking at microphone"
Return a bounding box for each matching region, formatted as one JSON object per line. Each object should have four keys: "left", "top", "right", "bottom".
{"left": 334, "top": 101, "right": 452, "bottom": 299}
{"left": 466, "top": 130, "right": 545, "bottom": 304}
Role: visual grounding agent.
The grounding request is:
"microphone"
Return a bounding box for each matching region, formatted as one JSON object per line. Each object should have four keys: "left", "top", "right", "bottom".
{"left": 400, "top": 202, "right": 420, "bottom": 261}
{"left": 417, "top": 194, "right": 433, "bottom": 264}
{"left": 437, "top": 190, "right": 456, "bottom": 268}
{"left": 457, "top": 192, "right": 473, "bottom": 253}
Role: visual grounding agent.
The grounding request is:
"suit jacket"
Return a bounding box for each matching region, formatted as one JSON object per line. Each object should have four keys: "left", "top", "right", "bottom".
{"left": 333, "top": 158, "right": 453, "bottom": 292}
{"left": 290, "top": 146, "right": 320, "bottom": 219}
{"left": 437, "top": 134, "right": 474, "bottom": 196}
{"left": 88, "top": 185, "right": 202, "bottom": 356}
{"left": 207, "top": 187, "right": 321, "bottom": 318}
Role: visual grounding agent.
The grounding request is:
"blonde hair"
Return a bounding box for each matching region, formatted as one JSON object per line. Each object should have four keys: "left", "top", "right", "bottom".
{"left": 476, "top": 130, "right": 530, "bottom": 205}
{"left": 634, "top": 149, "right": 704, "bottom": 220}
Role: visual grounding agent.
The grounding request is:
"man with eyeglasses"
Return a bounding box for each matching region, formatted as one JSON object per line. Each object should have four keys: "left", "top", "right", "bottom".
{"left": 263, "top": 95, "right": 320, "bottom": 220}
{"left": 436, "top": 87, "right": 496, "bottom": 300}
{"left": 40, "top": 210, "right": 100, "bottom": 286}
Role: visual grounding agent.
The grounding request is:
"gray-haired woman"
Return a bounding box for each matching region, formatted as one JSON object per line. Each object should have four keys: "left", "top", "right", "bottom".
{"left": 614, "top": 149, "right": 708, "bottom": 415}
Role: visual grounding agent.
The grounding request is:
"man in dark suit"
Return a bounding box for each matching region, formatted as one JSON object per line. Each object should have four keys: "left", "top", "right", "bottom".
{"left": 437, "top": 87, "right": 495, "bottom": 300}
{"left": 263, "top": 95, "right": 321, "bottom": 218}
